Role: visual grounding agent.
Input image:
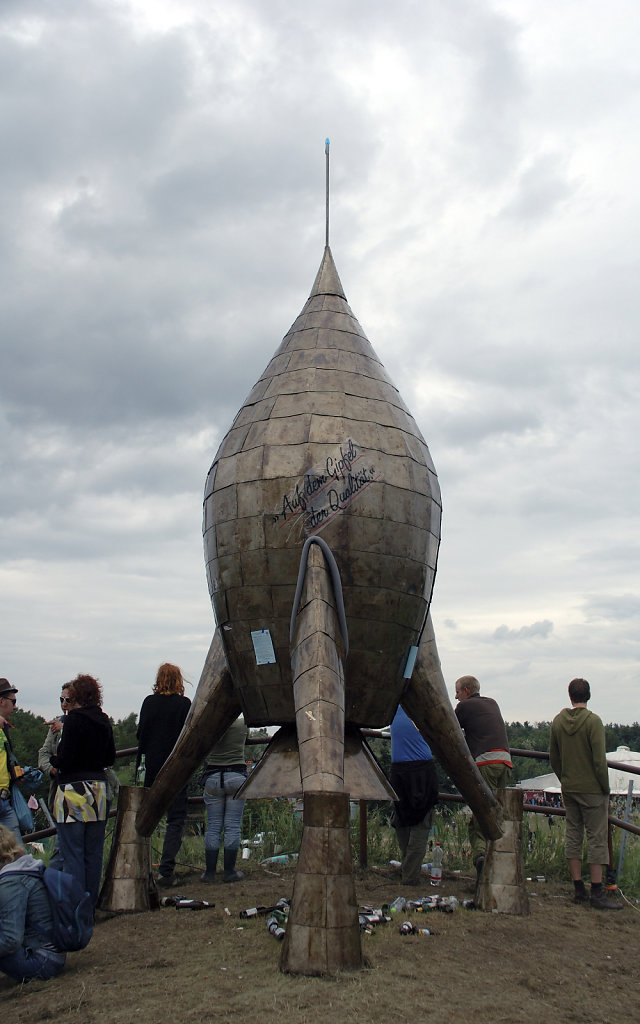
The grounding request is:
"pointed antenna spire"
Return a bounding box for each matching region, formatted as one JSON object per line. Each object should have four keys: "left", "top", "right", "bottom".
{"left": 325, "top": 138, "right": 330, "bottom": 248}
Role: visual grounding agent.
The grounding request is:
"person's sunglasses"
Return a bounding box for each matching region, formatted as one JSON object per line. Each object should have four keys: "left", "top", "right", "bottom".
{"left": 60, "top": 696, "right": 73, "bottom": 704}
{"left": 2, "top": 696, "right": 17, "bottom": 705}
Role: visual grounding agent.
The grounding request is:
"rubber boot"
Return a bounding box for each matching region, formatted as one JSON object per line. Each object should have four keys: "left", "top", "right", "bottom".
{"left": 200, "top": 848, "right": 218, "bottom": 883}
{"left": 473, "top": 854, "right": 484, "bottom": 904}
{"left": 223, "top": 847, "right": 244, "bottom": 883}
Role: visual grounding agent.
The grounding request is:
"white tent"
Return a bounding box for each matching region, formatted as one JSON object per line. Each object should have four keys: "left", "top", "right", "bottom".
{"left": 606, "top": 745, "right": 640, "bottom": 796}
{"left": 518, "top": 771, "right": 561, "bottom": 795}
{"left": 518, "top": 745, "right": 640, "bottom": 796}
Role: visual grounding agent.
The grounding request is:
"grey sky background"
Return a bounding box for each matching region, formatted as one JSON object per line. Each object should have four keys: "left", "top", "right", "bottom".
{"left": 2, "top": 0, "right": 638, "bottom": 728}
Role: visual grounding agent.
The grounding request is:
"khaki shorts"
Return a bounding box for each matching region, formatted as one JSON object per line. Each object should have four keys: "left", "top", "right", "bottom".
{"left": 562, "top": 791, "right": 609, "bottom": 865}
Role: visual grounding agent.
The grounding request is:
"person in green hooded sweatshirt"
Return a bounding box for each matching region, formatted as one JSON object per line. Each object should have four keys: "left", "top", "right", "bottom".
{"left": 549, "top": 678, "right": 622, "bottom": 911}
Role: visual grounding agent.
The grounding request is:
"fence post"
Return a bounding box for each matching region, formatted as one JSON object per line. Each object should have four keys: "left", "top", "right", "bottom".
{"left": 359, "top": 799, "right": 368, "bottom": 868}
{"left": 617, "top": 780, "right": 634, "bottom": 878}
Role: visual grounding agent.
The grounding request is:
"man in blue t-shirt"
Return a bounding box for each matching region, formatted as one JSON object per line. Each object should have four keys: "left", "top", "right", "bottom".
{"left": 390, "top": 706, "right": 439, "bottom": 886}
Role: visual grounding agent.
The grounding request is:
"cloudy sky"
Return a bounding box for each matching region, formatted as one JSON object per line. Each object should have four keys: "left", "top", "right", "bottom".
{"left": 2, "top": 0, "right": 638, "bottom": 731}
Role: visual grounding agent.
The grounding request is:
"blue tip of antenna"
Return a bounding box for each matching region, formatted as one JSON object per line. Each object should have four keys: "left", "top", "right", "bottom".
{"left": 325, "top": 138, "right": 330, "bottom": 146}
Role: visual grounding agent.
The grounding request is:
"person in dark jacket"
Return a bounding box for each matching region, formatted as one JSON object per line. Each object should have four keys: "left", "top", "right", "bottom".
{"left": 137, "top": 663, "right": 191, "bottom": 888}
{"left": 50, "top": 674, "right": 116, "bottom": 907}
{"left": 390, "top": 705, "right": 439, "bottom": 886}
{"left": 454, "top": 674, "right": 512, "bottom": 879}
{"left": 0, "top": 825, "right": 66, "bottom": 982}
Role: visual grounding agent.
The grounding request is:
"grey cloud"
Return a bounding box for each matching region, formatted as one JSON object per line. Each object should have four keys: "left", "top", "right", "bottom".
{"left": 493, "top": 620, "right": 554, "bottom": 642}
{"left": 500, "top": 153, "right": 577, "bottom": 222}
{"left": 582, "top": 595, "right": 640, "bottom": 623}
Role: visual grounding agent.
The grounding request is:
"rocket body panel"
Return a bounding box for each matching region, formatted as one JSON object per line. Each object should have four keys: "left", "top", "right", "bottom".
{"left": 203, "top": 247, "right": 442, "bottom": 728}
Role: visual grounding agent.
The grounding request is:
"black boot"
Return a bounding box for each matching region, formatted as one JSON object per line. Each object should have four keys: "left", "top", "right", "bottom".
{"left": 590, "top": 883, "right": 623, "bottom": 910}
{"left": 200, "top": 848, "right": 218, "bottom": 883}
{"left": 223, "top": 847, "right": 244, "bottom": 883}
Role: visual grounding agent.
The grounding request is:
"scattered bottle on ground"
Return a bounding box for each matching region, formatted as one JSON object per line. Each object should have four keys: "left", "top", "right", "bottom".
{"left": 260, "top": 854, "right": 299, "bottom": 866}
{"left": 266, "top": 915, "right": 286, "bottom": 940}
{"left": 430, "top": 843, "right": 443, "bottom": 885}
{"left": 399, "top": 921, "right": 432, "bottom": 936}
{"left": 240, "top": 906, "right": 271, "bottom": 918}
{"left": 161, "top": 897, "right": 214, "bottom": 910}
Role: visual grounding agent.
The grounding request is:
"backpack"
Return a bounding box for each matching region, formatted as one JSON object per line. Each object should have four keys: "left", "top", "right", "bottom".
{"left": 32, "top": 864, "right": 94, "bottom": 952}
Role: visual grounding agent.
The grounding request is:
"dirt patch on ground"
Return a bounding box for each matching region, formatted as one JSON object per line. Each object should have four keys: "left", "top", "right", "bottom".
{"left": 3, "top": 865, "right": 638, "bottom": 1024}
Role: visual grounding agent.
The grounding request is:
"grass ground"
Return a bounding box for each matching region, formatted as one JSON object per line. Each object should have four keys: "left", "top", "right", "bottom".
{"left": 3, "top": 859, "right": 638, "bottom": 1024}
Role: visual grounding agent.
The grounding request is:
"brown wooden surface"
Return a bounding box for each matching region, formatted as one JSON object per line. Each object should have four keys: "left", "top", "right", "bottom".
{"left": 237, "top": 722, "right": 397, "bottom": 801}
{"left": 478, "top": 788, "right": 530, "bottom": 915}
{"left": 280, "top": 792, "right": 363, "bottom": 975}
{"left": 99, "top": 786, "right": 154, "bottom": 913}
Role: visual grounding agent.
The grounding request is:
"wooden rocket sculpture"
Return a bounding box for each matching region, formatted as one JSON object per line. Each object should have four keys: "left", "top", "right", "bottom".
{"left": 136, "top": 143, "right": 503, "bottom": 973}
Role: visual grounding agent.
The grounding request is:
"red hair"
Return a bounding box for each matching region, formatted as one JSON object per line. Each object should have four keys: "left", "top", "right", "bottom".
{"left": 154, "top": 663, "right": 184, "bottom": 696}
{"left": 67, "top": 674, "right": 103, "bottom": 707}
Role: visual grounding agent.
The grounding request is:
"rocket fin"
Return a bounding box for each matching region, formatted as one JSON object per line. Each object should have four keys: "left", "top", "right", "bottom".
{"left": 237, "top": 723, "right": 397, "bottom": 801}
{"left": 290, "top": 539, "right": 347, "bottom": 793}
{"left": 279, "top": 539, "right": 364, "bottom": 974}
{"left": 236, "top": 724, "right": 301, "bottom": 799}
{"left": 401, "top": 613, "right": 503, "bottom": 843}
{"left": 135, "top": 627, "right": 241, "bottom": 837}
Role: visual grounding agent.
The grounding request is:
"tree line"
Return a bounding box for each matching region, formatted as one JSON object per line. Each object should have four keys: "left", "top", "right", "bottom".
{"left": 9, "top": 708, "right": 640, "bottom": 796}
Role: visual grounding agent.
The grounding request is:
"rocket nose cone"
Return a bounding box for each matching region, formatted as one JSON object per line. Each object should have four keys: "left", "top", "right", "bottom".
{"left": 310, "top": 246, "right": 346, "bottom": 299}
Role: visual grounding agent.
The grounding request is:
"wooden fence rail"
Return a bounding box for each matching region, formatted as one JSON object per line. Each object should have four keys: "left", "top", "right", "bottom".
{"left": 21, "top": 739, "right": 640, "bottom": 856}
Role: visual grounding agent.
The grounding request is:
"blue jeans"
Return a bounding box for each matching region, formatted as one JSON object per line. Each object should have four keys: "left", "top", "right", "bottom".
{"left": 203, "top": 771, "right": 246, "bottom": 851}
{"left": 56, "top": 819, "right": 107, "bottom": 907}
{"left": 0, "top": 946, "right": 66, "bottom": 982}
{"left": 0, "top": 795, "right": 22, "bottom": 844}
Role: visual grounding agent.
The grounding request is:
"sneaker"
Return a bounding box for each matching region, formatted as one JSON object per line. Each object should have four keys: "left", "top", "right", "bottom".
{"left": 590, "top": 892, "right": 623, "bottom": 911}
{"left": 157, "top": 874, "right": 177, "bottom": 888}
{"left": 573, "top": 886, "right": 589, "bottom": 904}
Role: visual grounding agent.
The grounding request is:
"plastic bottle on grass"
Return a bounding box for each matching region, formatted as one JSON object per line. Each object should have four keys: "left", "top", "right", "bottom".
{"left": 430, "top": 843, "right": 443, "bottom": 886}
{"left": 388, "top": 897, "right": 406, "bottom": 914}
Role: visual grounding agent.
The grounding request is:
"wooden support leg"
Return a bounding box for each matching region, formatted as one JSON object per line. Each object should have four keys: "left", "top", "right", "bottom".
{"left": 477, "top": 788, "right": 530, "bottom": 915}
{"left": 280, "top": 792, "right": 363, "bottom": 975}
{"left": 99, "top": 786, "right": 155, "bottom": 913}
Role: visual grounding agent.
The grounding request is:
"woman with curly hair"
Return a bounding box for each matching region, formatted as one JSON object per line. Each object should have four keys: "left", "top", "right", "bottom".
{"left": 50, "top": 674, "right": 115, "bottom": 907}
{"left": 137, "top": 663, "right": 191, "bottom": 887}
{"left": 0, "top": 825, "right": 66, "bottom": 982}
